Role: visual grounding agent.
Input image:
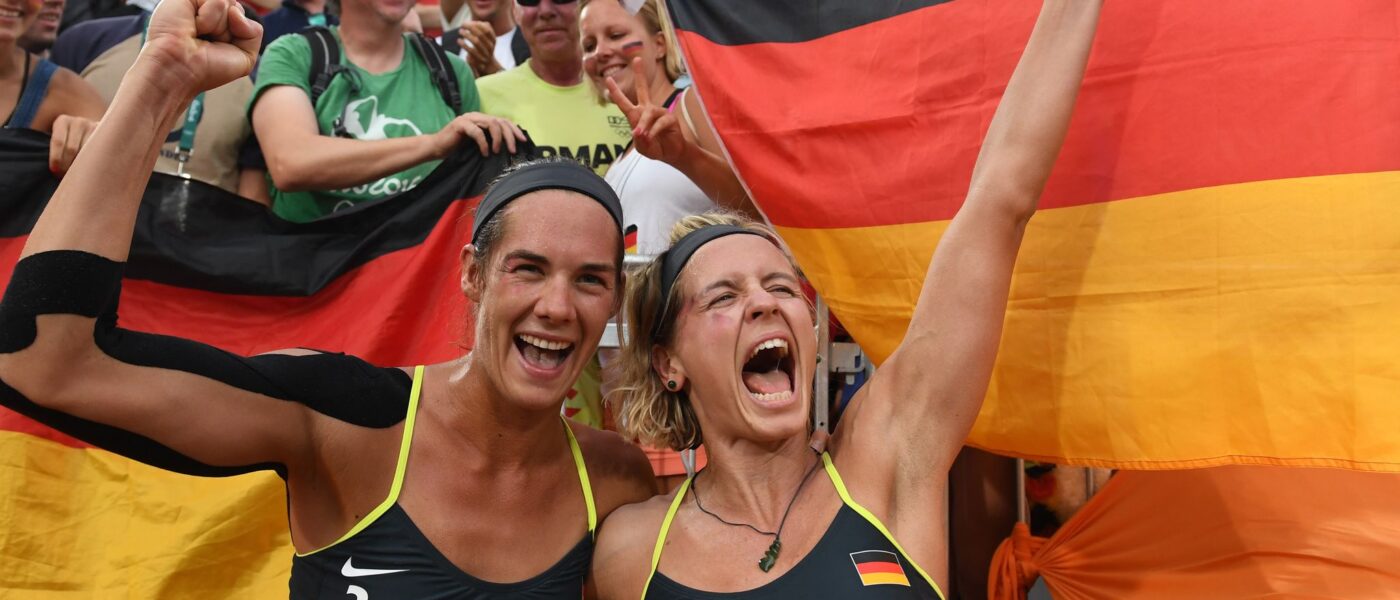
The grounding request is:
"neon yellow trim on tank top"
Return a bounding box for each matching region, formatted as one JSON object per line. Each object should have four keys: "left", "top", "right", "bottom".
{"left": 296, "top": 364, "right": 426, "bottom": 557}
{"left": 639, "top": 476, "right": 692, "bottom": 599}
{"left": 562, "top": 420, "right": 598, "bottom": 536}
{"left": 822, "top": 452, "right": 945, "bottom": 599}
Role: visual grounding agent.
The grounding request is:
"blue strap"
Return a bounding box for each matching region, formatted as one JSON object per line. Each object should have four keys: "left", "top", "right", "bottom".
{"left": 8, "top": 59, "right": 57, "bottom": 130}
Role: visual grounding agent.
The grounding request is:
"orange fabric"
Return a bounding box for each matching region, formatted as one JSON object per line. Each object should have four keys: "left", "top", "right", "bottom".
{"left": 989, "top": 468, "right": 1400, "bottom": 599}
{"left": 644, "top": 445, "right": 706, "bottom": 477}
{"left": 987, "top": 523, "right": 1044, "bottom": 600}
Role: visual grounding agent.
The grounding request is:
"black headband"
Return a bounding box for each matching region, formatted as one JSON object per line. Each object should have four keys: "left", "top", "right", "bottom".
{"left": 651, "top": 224, "right": 766, "bottom": 342}
{"left": 472, "top": 161, "right": 624, "bottom": 241}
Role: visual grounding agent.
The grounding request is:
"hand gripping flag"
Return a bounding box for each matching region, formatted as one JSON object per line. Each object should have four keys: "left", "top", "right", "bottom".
{"left": 670, "top": 0, "right": 1400, "bottom": 471}
{"left": 0, "top": 128, "right": 514, "bottom": 596}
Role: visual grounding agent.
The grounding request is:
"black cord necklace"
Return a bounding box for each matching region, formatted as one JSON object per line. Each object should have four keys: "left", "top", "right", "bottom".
{"left": 690, "top": 450, "right": 822, "bottom": 572}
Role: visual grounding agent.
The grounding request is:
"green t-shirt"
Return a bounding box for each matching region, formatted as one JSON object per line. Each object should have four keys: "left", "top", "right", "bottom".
{"left": 477, "top": 60, "right": 632, "bottom": 176}
{"left": 250, "top": 28, "right": 481, "bottom": 222}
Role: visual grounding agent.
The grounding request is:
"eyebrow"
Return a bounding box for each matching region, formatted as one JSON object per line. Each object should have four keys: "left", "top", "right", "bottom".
{"left": 502, "top": 250, "right": 549, "bottom": 266}
{"left": 762, "top": 271, "right": 800, "bottom": 286}
{"left": 695, "top": 271, "right": 799, "bottom": 299}
{"left": 698, "top": 278, "right": 739, "bottom": 298}
{"left": 580, "top": 262, "right": 618, "bottom": 276}
{"left": 502, "top": 250, "right": 617, "bottom": 275}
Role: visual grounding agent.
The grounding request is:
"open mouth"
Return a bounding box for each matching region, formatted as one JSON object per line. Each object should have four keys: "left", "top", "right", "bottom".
{"left": 741, "top": 338, "right": 795, "bottom": 403}
{"left": 599, "top": 64, "right": 626, "bottom": 78}
{"left": 0, "top": 7, "right": 23, "bottom": 17}
{"left": 515, "top": 333, "right": 574, "bottom": 371}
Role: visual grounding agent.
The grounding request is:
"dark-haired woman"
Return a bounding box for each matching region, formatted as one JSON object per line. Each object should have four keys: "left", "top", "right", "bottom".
{"left": 0, "top": 0, "right": 654, "bottom": 597}
{"left": 593, "top": 1, "right": 1103, "bottom": 598}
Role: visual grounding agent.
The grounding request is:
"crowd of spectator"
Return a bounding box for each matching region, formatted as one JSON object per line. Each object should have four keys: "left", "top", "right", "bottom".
{"left": 11, "top": 0, "right": 643, "bottom": 212}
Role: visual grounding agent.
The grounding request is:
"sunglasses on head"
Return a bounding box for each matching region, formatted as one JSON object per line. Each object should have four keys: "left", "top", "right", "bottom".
{"left": 516, "top": 0, "right": 577, "bottom": 6}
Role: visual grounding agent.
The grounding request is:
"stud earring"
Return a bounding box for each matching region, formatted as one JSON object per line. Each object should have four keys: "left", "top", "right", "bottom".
{"left": 667, "top": 380, "right": 678, "bottom": 390}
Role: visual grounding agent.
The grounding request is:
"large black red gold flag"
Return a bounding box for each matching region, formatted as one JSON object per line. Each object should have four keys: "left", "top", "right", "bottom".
{"left": 670, "top": 0, "right": 1400, "bottom": 471}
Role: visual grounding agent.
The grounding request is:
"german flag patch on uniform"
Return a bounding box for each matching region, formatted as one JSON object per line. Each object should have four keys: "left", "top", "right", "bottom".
{"left": 849, "top": 550, "right": 911, "bottom": 587}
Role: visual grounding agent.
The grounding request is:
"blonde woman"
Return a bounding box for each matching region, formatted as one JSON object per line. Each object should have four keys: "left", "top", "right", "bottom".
{"left": 581, "top": 0, "right": 754, "bottom": 493}
{"left": 591, "top": 1, "right": 1103, "bottom": 597}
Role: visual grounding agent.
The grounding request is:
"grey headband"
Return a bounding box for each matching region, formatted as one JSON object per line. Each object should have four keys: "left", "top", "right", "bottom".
{"left": 652, "top": 224, "right": 766, "bottom": 342}
{"left": 472, "top": 161, "right": 624, "bottom": 241}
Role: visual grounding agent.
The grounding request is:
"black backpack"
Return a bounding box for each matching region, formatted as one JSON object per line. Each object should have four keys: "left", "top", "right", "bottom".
{"left": 299, "top": 26, "right": 464, "bottom": 138}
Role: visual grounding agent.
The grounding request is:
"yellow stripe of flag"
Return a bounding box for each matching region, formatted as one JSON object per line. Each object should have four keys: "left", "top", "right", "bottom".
{"left": 780, "top": 171, "right": 1400, "bottom": 470}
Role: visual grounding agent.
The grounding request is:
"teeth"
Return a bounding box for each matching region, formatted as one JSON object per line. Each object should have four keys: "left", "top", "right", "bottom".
{"left": 523, "top": 344, "right": 566, "bottom": 369}
{"left": 749, "top": 338, "right": 789, "bottom": 360}
{"left": 519, "top": 334, "right": 572, "bottom": 352}
{"left": 0, "top": 9, "right": 20, "bottom": 16}
{"left": 750, "top": 391, "right": 793, "bottom": 403}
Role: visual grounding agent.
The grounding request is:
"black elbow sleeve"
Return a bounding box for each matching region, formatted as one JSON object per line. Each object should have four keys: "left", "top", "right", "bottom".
{"left": 0, "top": 251, "right": 411, "bottom": 479}
{"left": 0, "top": 251, "right": 277, "bottom": 476}
{"left": 0, "top": 250, "right": 122, "bottom": 352}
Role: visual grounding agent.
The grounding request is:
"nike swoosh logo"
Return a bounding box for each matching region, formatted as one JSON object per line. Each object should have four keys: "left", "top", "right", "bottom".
{"left": 342, "top": 557, "right": 409, "bottom": 578}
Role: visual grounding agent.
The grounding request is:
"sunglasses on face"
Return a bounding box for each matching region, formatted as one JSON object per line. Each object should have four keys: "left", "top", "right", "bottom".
{"left": 516, "top": 0, "right": 577, "bottom": 6}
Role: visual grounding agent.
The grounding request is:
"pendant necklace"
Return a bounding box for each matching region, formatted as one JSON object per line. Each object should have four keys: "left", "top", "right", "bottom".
{"left": 690, "top": 450, "right": 822, "bottom": 572}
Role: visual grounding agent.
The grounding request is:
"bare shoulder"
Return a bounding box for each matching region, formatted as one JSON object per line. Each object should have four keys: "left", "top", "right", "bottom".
{"left": 36, "top": 66, "right": 107, "bottom": 127}
{"left": 590, "top": 491, "right": 675, "bottom": 600}
{"left": 680, "top": 87, "right": 721, "bottom": 153}
{"left": 569, "top": 422, "right": 658, "bottom": 516}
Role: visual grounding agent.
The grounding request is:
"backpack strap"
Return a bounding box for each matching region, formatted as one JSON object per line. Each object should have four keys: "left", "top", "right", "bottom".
{"left": 300, "top": 26, "right": 360, "bottom": 137}
{"left": 301, "top": 26, "right": 344, "bottom": 108}
{"left": 407, "top": 32, "right": 463, "bottom": 115}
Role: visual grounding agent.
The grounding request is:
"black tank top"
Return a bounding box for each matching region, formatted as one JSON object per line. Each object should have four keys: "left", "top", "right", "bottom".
{"left": 288, "top": 366, "right": 599, "bottom": 599}
{"left": 641, "top": 453, "right": 944, "bottom": 600}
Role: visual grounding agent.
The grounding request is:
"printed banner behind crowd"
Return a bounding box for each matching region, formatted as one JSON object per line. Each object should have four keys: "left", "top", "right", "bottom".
{"left": 0, "top": 129, "right": 512, "bottom": 596}
{"left": 672, "top": 0, "right": 1400, "bottom": 470}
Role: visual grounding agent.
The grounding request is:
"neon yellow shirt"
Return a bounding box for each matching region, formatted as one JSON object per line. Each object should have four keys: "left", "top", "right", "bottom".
{"left": 477, "top": 60, "right": 632, "bottom": 175}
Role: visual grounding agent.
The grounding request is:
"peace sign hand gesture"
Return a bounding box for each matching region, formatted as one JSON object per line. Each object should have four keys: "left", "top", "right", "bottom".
{"left": 605, "top": 58, "right": 690, "bottom": 165}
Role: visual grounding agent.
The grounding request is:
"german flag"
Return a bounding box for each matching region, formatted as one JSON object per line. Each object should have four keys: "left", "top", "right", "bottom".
{"left": 671, "top": 1, "right": 1400, "bottom": 471}
{"left": 0, "top": 129, "right": 517, "bottom": 596}
{"left": 850, "top": 550, "right": 912, "bottom": 587}
{"left": 624, "top": 223, "right": 639, "bottom": 254}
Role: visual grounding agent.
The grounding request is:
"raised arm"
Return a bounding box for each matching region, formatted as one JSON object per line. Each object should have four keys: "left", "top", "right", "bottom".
{"left": 0, "top": 0, "right": 401, "bottom": 480}
{"left": 838, "top": 1, "right": 1102, "bottom": 471}
{"left": 605, "top": 59, "right": 757, "bottom": 216}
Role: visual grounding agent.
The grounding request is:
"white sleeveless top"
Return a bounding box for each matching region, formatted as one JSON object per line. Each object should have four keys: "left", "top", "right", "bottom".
{"left": 605, "top": 89, "right": 717, "bottom": 256}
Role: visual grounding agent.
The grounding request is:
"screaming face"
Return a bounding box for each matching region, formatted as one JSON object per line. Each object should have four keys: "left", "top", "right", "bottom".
{"left": 659, "top": 234, "right": 815, "bottom": 446}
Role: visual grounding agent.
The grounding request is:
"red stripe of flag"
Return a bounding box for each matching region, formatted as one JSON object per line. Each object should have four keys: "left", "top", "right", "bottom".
{"left": 678, "top": 0, "right": 1400, "bottom": 229}
{"left": 0, "top": 199, "right": 483, "bottom": 449}
{"left": 855, "top": 561, "right": 905, "bottom": 576}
